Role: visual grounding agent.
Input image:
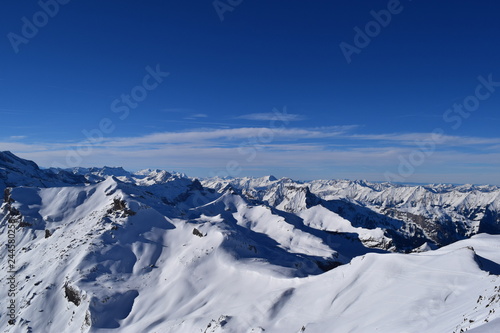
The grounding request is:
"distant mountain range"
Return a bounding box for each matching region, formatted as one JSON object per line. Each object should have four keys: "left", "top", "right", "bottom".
{"left": 1, "top": 151, "right": 499, "bottom": 332}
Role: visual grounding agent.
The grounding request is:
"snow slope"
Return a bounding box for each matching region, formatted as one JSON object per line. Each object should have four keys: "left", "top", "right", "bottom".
{"left": 1, "top": 152, "right": 500, "bottom": 332}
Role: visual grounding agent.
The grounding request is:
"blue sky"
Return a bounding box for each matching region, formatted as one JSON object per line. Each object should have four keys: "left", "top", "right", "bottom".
{"left": 1, "top": 0, "right": 500, "bottom": 184}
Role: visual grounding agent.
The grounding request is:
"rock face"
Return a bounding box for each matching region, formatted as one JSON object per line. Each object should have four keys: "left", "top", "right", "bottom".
{"left": 1, "top": 152, "right": 500, "bottom": 333}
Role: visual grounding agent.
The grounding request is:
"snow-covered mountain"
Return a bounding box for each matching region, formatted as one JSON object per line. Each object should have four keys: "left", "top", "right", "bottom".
{"left": 0, "top": 151, "right": 86, "bottom": 191}
{"left": 203, "top": 176, "right": 500, "bottom": 251}
{"left": 1, "top": 151, "right": 500, "bottom": 333}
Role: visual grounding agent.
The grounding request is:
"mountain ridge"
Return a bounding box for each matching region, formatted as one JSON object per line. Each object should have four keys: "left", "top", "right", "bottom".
{"left": 1, "top": 151, "right": 500, "bottom": 332}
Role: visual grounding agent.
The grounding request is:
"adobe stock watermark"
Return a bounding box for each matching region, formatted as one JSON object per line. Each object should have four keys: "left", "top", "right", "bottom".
{"left": 6, "top": 214, "right": 17, "bottom": 325}
{"left": 384, "top": 74, "right": 500, "bottom": 183}
{"left": 213, "top": 0, "right": 243, "bottom": 22}
{"left": 52, "top": 64, "right": 169, "bottom": 169}
{"left": 7, "top": 0, "right": 72, "bottom": 54}
{"left": 339, "top": 0, "right": 410, "bottom": 64}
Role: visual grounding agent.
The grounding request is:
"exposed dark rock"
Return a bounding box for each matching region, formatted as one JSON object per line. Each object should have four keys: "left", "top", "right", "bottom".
{"left": 4, "top": 188, "right": 11, "bottom": 203}
{"left": 190, "top": 179, "right": 204, "bottom": 191}
{"left": 64, "top": 283, "right": 81, "bottom": 306}
{"left": 107, "top": 198, "right": 136, "bottom": 216}
{"left": 193, "top": 228, "right": 204, "bottom": 237}
{"left": 478, "top": 206, "right": 500, "bottom": 234}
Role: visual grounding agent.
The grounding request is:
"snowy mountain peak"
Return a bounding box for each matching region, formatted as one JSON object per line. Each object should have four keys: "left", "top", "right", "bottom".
{"left": 1, "top": 152, "right": 500, "bottom": 332}
{"left": 0, "top": 151, "right": 39, "bottom": 171}
{"left": 93, "top": 166, "right": 131, "bottom": 177}
{"left": 0, "top": 151, "right": 86, "bottom": 192}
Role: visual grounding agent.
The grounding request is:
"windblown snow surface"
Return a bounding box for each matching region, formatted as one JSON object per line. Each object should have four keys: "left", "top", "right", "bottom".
{"left": 1, "top": 152, "right": 500, "bottom": 332}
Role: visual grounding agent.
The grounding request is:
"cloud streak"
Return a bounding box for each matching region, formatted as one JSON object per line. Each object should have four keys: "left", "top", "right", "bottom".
{"left": 184, "top": 113, "right": 208, "bottom": 120}
{"left": 95, "top": 126, "right": 354, "bottom": 147}
{"left": 2, "top": 128, "right": 499, "bottom": 184}
{"left": 237, "top": 112, "right": 305, "bottom": 121}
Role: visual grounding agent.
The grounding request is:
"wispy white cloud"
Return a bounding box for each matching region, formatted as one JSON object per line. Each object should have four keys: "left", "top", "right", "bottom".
{"left": 2, "top": 128, "right": 499, "bottom": 184}
{"left": 184, "top": 113, "right": 208, "bottom": 120}
{"left": 96, "top": 126, "right": 352, "bottom": 147}
{"left": 237, "top": 112, "right": 305, "bottom": 121}
{"left": 0, "top": 142, "right": 48, "bottom": 152}
{"left": 3, "top": 129, "right": 498, "bottom": 153}
{"left": 349, "top": 133, "right": 500, "bottom": 146}
{"left": 161, "top": 108, "right": 192, "bottom": 113}
{"left": 0, "top": 108, "right": 29, "bottom": 115}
